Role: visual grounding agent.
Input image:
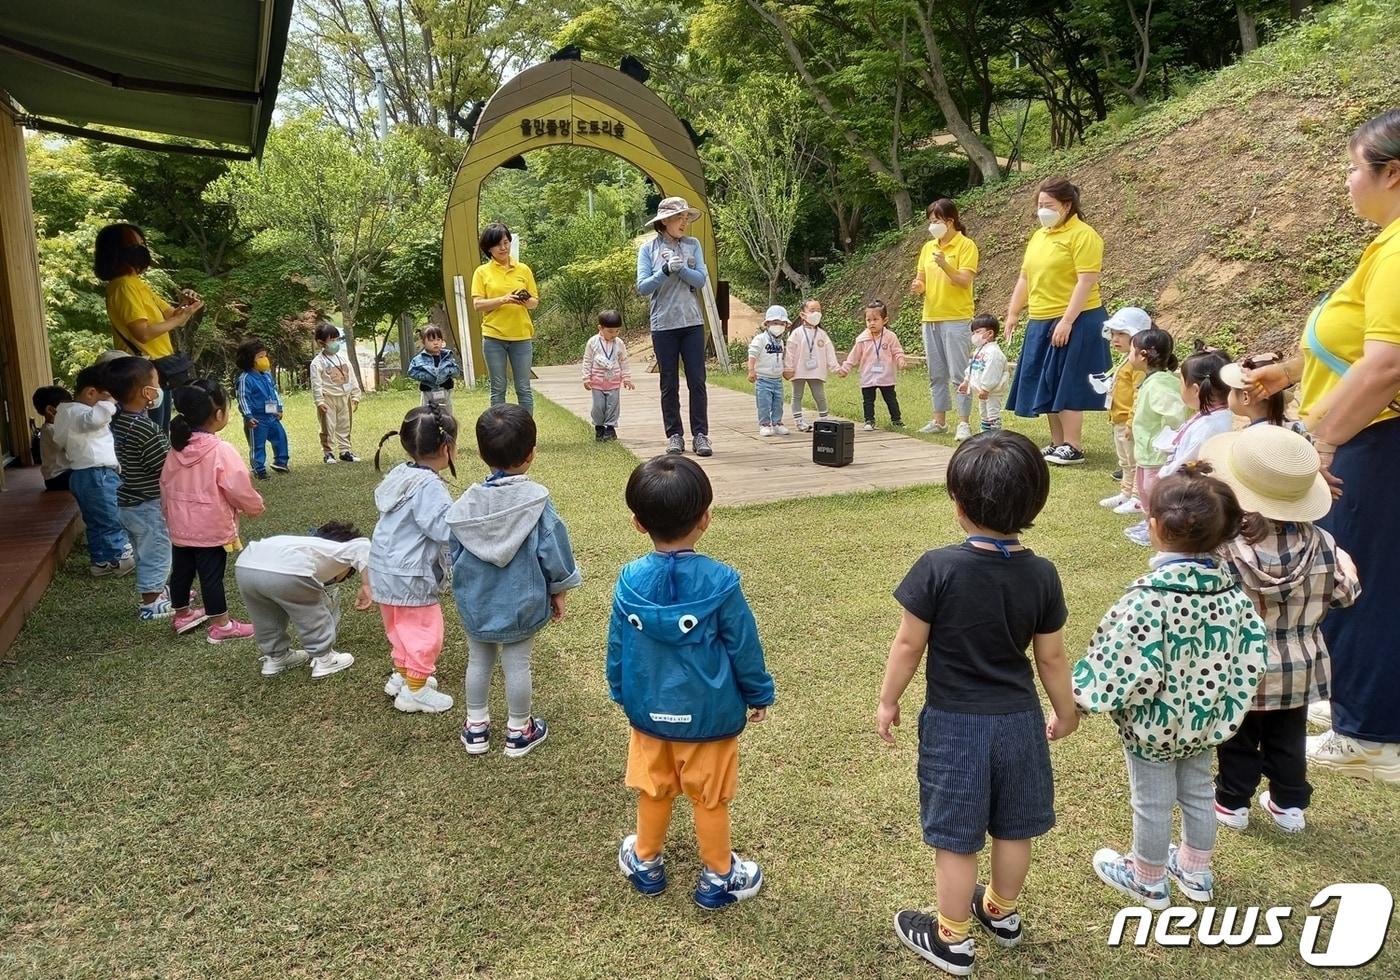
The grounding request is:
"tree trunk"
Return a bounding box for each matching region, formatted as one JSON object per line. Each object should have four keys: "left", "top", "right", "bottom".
{"left": 1289, "top": 0, "right": 1309, "bottom": 20}
{"left": 909, "top": 3, "right": 1003, "bottom": 183}
{"left": 1237, "top": 4, "right": 1259, "bottom": 52}
{"left": 340, "top": 310, "right": 365, "bottom": 390}
{"left": 891, "top": 187, "right": 914, "bottom": 228}
{"left": 780, "top": 258, "right": 810, "bottom": 293}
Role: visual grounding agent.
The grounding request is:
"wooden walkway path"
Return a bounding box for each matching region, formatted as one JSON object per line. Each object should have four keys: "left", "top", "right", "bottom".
{"left": 531, "top": 365, "right": 954, "bottom": 507}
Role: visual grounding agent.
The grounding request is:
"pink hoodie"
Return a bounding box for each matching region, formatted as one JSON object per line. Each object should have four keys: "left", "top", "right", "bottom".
{"left": 785, "top": 325, "right": 841, "bottom": 380}
{"left": 160, "top": 431, "right": 265, "bottom": 547}
{"left": 841, "top": 327, "right": 906, "bottom": 388}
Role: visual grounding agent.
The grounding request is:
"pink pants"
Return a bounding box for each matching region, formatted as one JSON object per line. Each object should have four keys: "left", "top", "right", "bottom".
{"left": 1136, "top": 465, "right": 1163, "bottom": 514}
{"left": 379, "top": 603, "right": 443, "bottom": 678}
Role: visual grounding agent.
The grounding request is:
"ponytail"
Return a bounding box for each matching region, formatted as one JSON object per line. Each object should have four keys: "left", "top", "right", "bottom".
{"left": 376, "top": 403, "right": 459, "bottom": 477}
{"left": 169, "top": 379, "right": 227, "bottom": 450}
{"left": 1181, "top": 341, "right": 1231, "bottom": 414}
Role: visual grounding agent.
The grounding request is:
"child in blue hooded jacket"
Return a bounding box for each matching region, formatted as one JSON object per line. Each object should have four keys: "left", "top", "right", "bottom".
{"left": 449, "top": 404, "right": 580, "bottom": 758}
{"left": 608, "top": 455, "right": 775, "bottom": 910}
{"left": 234, "top": 339, "right": 289, "bottom": 479}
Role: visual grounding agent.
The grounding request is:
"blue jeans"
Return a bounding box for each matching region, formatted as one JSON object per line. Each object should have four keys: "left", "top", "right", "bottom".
{"left": 119, "top": 498, "right": 171, "bottom": 594}
{"left": 755, "top": 376, "right": 784, "bottom": 425}
{"left": 69, "top": 466, "right": 129, "bottom": 564}
{"left": 250, "top": 415, "right": 289, "bottom": 473}
{"left": 482, "top": 338, "right": 534, "bottom": 415}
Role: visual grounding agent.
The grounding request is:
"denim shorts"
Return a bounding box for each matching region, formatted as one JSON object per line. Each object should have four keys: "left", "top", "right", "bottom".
{"left": 917, "top": 704, "right": 1056, "bottom": 853}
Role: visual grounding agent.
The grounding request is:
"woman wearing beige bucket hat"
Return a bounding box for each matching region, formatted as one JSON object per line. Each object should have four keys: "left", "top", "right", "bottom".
{"left": 1201, "top": 425, "right": 1361, "bottom": 832}
{"left": 636, "top": 196, "right": 712, "bottom": 456}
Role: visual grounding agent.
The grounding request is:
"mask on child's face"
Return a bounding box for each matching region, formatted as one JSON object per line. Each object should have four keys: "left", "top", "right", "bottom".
{"left": 325, "top": 340, "right": 342, "bottom": 355}
{"left": 803, "top": 311, "right": 823, "bottom": 326}
{"left": 767, "top": 324, "right": 786, "bottom": 336}
{"left": 144, "top": 384, "right": 165, "bottom": 410}
{"left": 254, "top": 355, "right": 271, "bottom": 372}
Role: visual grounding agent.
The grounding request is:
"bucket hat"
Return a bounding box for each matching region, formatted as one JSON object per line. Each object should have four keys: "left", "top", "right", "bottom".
{"left": 645, "top": 196, "right": 702, "bottom": 228}
{"left": 1198, "top": 425, "right": 1332, "bottom": 522}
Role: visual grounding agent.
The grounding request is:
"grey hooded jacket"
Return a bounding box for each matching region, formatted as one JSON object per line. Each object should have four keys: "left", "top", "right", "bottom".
{"left": 368, "top": 463, "right": 454, "bottom": 605}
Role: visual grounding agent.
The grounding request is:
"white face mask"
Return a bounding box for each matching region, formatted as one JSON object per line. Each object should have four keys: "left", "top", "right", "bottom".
{"left": 767, "top": 324, "right": 786, "bottom": 336}
{"left": 1036, "top": 207, "right": 1062, "bottom": 229}
{"left": 928, "top": 222, "right": 948, "bottom": 239}
{"left": 803, "top": 311, "right": 822, "bottom": 326}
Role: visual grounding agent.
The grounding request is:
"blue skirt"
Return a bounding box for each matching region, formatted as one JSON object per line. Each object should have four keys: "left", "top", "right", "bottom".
{"left": 1007, "top": 306, "right": 1111, "bottom": 417}
{"left": 1319, "top": 415, "right": 1400, "bottom": 742}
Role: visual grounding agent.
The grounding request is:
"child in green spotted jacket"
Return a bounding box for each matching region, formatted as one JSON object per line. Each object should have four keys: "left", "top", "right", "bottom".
{"left": 1072, "top": 462, "right": 1268, "bottom": 912}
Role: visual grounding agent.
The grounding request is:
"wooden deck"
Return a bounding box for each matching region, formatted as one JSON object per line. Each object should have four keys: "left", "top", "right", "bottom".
{"left": 0, "top": 466, "right": 81, "bottom": 660}
{"left": 532, "top": 365, "right": 953, "bottom": 506}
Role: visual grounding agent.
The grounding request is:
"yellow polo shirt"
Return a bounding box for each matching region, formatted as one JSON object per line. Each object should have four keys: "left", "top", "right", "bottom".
{"left": 106, "top": 274, "right": 175, "bottom": 358}
{"left": 1021, "top": 215, "right": 1104, "bottom": 320}
{"left": 1301, "top": 216, "right": 1400, "bottom": 427}
{"left": 916, "top": 232, "right": 979, "bottom": 321}
{"left": 471, "top": 259, "right": 539, "bottom": 341}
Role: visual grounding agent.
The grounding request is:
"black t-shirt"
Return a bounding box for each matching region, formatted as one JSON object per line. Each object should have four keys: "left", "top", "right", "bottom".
{"left": 894, "top": 543, "right": 1068, "bottom": 714}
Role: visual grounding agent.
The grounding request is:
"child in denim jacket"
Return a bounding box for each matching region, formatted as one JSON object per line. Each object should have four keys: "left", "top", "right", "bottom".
{"left": 408, "top": 325, "right": 462, "bottom": 412}
{"left": 449, "top": 404, "right": 581, "bottom": 758}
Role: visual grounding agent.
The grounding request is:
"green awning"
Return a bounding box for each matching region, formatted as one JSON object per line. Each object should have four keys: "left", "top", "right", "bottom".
{"left": 0, "top": 0, "right": 294, "bottom": 158}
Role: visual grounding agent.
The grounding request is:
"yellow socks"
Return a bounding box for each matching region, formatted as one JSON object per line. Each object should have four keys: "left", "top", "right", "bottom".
{"left": 404, "top": 674, "right": 427, "bottom": 692}
{"left": 984, "top": 884, "right": 1018, "bottom": 917}
{"left": 937, "top": 913, "right": 971, "bottom": 943}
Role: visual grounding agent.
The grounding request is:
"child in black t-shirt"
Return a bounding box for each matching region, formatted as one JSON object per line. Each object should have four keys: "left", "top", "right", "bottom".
{"left": 877, "top": 430, "right": 1078, "bottom": 977}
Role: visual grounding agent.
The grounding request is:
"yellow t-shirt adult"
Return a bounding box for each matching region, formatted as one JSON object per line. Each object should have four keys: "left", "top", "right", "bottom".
{"left": 471, "top": 259, "right": 539, "bottom": 341}
{"left": 1021, "top": 214, "right": 1104, "bottom": 320}
{"left": 106, "top": 274, "right": 175, "bottom": 358}
{"left": 1301, "top": 216, "right": 1400, "bottom": 427}
{"left": 916, "top": 232, "right": 979, "bottom": 321}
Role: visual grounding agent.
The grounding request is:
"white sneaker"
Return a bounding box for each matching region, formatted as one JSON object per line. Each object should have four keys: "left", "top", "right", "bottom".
{"left": 954, "top": 422, "right": 973, "bottom": 441}
{"left": 1213, "top": 800, "right": 1249, "bottom": 830}
{"left": 1100, "top": 493, "right": 1128, "bottom": 509}
{"left": 1307, "top": 701, "right": 1332, "bottom": 730}
{"left": 383, "top": 671, "right": 439, "bottom": 697}
{"left": 774, "top": 424, "right": 790, "bottom": 435}
{"left": 1307, "top": 731, "right": 1400, "bottom": 783}
{"left": 1259, "top": 791, "right": 1306, "bottom": 833}
{"left": 310, "top": 651, "right": 355, "bottom": 678}
{"left": 918, "top": 421, "right": 947, "bottom": 434}
{"left": 862, "top": 422, "right": 876, "bottom": 431}
{"left": 260, "top": 649, "right": 311, "bottom": 676}
{"left": 758, "top": 426, "right": 774, "bottom": 437}
{"left": 796, "top": 419, "right": 812, "bottom": 432}
{"left": 394, "top": 682, "right": 454, "bottom": 713}
{"left": 1114, "top": 497, "right": 1144, "bottom": 515}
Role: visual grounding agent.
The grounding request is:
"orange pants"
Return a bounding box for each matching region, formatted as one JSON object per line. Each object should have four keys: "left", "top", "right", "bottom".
{"left": 626, "top": 729, "right": 739, "bottom": 875}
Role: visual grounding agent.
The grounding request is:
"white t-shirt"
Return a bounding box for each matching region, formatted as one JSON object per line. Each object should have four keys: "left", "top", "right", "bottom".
{"left": 53, "top": 401, "right": 118, "bottom": 470}
{"left": 235, "top": 535, "right": 371, "bottom": 584}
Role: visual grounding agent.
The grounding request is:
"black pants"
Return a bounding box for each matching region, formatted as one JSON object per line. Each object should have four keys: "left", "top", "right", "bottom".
{"left": 653, "top": 324, "right": 708, "bottom": 438}
{"left": 862, "top": 385, "right": 902, "bottom": 424}
{"left": 1214, "top": 706, "right": 1311, "bottom": 810}
{"left": 171, "top": 545, "right": 229, "bottom": 617}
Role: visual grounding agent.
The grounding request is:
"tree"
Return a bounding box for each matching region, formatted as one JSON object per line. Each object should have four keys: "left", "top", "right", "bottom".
{"left": 703, "top": 77, "right": 815, "bottom": 301}
{"left": 209, "top": 115, "right": 445, "bottom": 387}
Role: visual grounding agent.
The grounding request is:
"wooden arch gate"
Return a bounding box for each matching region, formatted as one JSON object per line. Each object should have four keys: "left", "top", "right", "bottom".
{"left": 442, "top": 59, "right": 722, "bottom": 379}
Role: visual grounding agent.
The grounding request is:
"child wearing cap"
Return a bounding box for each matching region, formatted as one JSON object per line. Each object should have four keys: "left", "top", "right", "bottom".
{"left": 747, "top": 305, "right": 793, "bottom": 437}
{"left": 1201, "top": 425, "right": 1360, "bottom": 834}
{"left": 1091, "top": 307, "right": 1150, "bottom": 514}
{"left": 1219, "top": 356, "right": 1309, "bottom": 435}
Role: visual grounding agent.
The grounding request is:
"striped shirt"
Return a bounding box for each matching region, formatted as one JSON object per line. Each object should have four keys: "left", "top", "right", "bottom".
{"left": 111, "top": 409, "right": 169, "bottom": 506}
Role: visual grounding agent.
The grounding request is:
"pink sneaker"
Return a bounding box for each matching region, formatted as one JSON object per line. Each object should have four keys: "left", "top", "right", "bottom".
{"left": 173, "top": 607, "right": 210, "bottom": 635}
{"left": 207, "top": 618, "right": 255, "bottom": 644}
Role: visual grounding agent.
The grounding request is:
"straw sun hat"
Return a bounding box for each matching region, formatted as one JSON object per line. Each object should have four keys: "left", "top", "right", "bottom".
{"left": 645, "top": 196, "right": 702, "bottom": 227}
{"left": 1199, "top": 424, "right": 1332, "bottom": 522}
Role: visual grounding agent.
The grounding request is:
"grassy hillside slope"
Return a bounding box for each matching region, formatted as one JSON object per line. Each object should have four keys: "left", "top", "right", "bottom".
{"left": 817, "top": 0, "right": 1399, "bottom": 357}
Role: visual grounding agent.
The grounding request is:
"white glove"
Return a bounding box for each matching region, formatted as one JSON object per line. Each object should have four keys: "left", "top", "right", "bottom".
{"left": 666, "top": 253, "right": 685, "bottom": 273}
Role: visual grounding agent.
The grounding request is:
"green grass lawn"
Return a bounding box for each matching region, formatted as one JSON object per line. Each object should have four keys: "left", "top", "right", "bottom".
{"left": 2, "top": 381, "right": 1396, "bottom": 979}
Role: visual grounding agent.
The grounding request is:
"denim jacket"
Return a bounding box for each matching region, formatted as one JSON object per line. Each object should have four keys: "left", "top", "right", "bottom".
{"left": 607, "top": 551, "right": 775, "bottom": 742}
{"left": 447, "top": 474, "right": 581, "bottom": 643}
{"left": 368, "top": 463, "right": 454, "bottom": 606}
{"left": 407, "top": 349, "right": 462, "bottom": 391}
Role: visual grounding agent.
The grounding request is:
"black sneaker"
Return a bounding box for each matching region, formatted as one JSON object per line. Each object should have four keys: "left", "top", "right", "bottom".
{"left": 339, "top": 451, "right": 360, "bottom": 463}
{"left": 693, "top": 433, "right": 713, "bottom": 457}
{"left": 605, "top": 426, "right": 618, "bottom": 441}
{"left": 894, "top": 911, "right": 975, "bottom": 976}
{"left": 1111, "top": 468, "right": 1123, "bottom": 481}
{"left": 253, "top": 469, "right": 269, "bottom": 480}
{"left": 1047, "top": 444, "right": 1086, "bottom": 466}
{"left": 1041, "top": 442, "right": 1060, "bottom": 457}
{"left": 270, "top": 462, "right": 290, "bottom": 474}
{"left": 972, "top": 884, "right": 1024, "bottom": 948}
{"left": 504, "top": 717, "right": 548, "bottom": 758}
{"left": 666, "top": 434, "right": 685, "bottom": 455}
{"left": 595, "top": 426, "right": 606, "bottom": 442}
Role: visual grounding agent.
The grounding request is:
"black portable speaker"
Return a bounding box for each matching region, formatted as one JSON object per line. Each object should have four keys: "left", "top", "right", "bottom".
{"left": 812, "top": 419, "right": 854, "bottom": 467}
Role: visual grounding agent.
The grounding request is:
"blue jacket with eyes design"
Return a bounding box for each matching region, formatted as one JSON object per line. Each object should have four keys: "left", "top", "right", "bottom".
{"left": 607, "top": 551, "right": 775, "bottom": 742}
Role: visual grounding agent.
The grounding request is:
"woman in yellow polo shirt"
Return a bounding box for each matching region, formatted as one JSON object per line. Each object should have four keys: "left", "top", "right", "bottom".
{"left": 909, "top": 199, "right": 979, "bottom": 439}
{"left": 95, "top": 223, "right": 203, "bottom": 432}
{"left": 1004, "top": 178, "right": 1111, "bottom": 466}
{"left": 471, "top": 222, "right": 540, "bottom": 415}
{"left": 1245, "top": 110, "right": 1400, "bottom": 783}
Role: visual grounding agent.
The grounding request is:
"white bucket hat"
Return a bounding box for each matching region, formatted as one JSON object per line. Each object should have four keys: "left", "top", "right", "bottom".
{"left": 1198, "top": 425, "right": 1333, "bottom": 523}
{"left": 764, "top": 305, "right": 790, "bottom": 324}
{"left": 645, "top": 196, "right": 702, "bottom": 228}
{"left": 1101, "top": 306, "right": 1152, "bottom": 339}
